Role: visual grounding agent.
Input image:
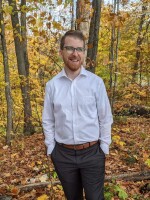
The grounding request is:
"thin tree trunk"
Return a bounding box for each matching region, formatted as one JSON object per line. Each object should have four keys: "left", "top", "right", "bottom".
{"left": 0, "top": 0, "right": 13, "bottom": 145}
{"left": 76, "top": 0, "right": 91, "bottom": 65}
{"left": 109, "top": 25, "right": 115, "bottom": 107}
{"left": 76, "top": 0, "right": 90, "bottom": 38}
{"left": 21, "top": 0, "right": 29, "bottom": 75}
{"left": 109, "top": 0, "right": 116, "bottom": 108}
{"left": 112, "top": 0, "right": 120, "bottom": 112}
{"left": 20, "top": 0, "right": 35, "bottom": 134}
{"left": 86, "top": 0, "right": 102, "bottom": 73}
{"left": 71, "top": 0, "right": 75, "bottom": 29}
{"left": 8, "top": 0, "right": 34, "bottom": 135}
{"left": 132, "top": 4, "right": 147, "bottom": 83}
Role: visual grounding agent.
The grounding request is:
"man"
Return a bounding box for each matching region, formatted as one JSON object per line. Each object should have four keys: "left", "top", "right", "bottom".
{"left": 42, "top": 30, "right": 113, "bottom": 200}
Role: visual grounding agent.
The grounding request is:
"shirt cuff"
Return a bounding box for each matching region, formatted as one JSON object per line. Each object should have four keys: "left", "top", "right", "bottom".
{"left": 47, "top": 142, "right": 55, "bottom": 156}
{"left": 100, "top": 142, "right": 109, "bottom": 155}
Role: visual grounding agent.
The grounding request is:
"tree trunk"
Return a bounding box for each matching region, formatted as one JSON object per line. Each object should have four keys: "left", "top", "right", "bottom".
{"left": 20, "top": 0, "right": 34, "bottom": 134}
{"left": 0, "top": 0, "right": 13, "bottom": 145}
{"left": 86, "top": 0, "right": 102, "bottom": 73}
{"left": 109, "top": 25, "right": 115, "bottom": 107}
{"left": 109, "top": 0, "right": 117, "bottom": 108}
{"left": 71, "top": 0, "right": 75, "bottom": 29}
{"left": 111, "top": 0, "right": 120, "bottom": 112}
{"left": 8, "top": 0, "right": 34, "bottom": 135}
{"left": 21, "top": 0, "right": 29, "bottom": 76}
{"left": 76, "top": 0, "right": 91, "bottom": 66}
{"left": 17, "top": 171, "right": 150, "bottom": 192}
{"left": 132, "top": 3, "right": 149, "bottom": 83}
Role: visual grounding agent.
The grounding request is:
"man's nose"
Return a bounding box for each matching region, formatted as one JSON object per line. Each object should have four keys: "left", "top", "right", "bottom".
{"left": 72, "top": 49, "right": 78, "bottom": 55}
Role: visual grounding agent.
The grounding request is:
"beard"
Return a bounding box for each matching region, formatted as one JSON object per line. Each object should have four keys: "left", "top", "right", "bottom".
{"left": 63, "top": 55, "right": 83, "bottom": 72}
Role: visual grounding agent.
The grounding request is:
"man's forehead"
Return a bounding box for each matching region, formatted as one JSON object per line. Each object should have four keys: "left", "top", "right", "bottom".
{"left": 64, "top": 36, "right": 84, "bottom": 45}
{"left": 65, "top": 36, "right": 83, "bottom": 42}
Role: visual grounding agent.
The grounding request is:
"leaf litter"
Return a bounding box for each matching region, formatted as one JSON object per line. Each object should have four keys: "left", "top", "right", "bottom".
{"left": 0, "top": 117, "right": 149, "bottom": 199}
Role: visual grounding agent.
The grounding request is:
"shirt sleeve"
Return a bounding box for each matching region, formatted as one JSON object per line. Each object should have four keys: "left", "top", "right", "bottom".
{"left": 42, "top": 83, "right": 55, "bottom": 156}
{"left": 96, "top": 80, "right": 113, "bottom": 154}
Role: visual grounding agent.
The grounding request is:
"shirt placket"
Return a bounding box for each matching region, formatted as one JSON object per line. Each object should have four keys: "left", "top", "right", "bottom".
{"left": 71, "top": 80, "right": 77, "bottom": 144}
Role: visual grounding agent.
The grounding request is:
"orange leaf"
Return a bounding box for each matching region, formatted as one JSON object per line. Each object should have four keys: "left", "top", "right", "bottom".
{"left": 11, "top": 187, "right": 20, "bottom": 196}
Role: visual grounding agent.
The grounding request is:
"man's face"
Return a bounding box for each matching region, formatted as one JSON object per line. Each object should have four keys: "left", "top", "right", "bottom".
{"left": 60, "top": 36, "right": 85, "bottom": 72}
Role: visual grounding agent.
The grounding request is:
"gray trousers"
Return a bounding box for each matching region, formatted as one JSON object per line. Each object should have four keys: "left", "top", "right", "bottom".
{"left": 51, "top": 142, "right": 105, "bottom": 200}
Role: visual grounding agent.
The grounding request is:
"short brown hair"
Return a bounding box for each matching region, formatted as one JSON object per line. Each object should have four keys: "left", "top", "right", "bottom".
{"left": 60, "top": 30, "right": 85, "bottom": 50}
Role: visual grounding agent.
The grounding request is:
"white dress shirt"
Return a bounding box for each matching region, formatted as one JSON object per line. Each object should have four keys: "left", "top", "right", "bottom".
{"left": 42, "top": 66, "right": 113, "bottom": 155}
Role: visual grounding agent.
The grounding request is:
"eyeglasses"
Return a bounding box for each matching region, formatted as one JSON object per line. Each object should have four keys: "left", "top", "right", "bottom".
{"left": 63, "top": 46, "right": 85, "bottom": 53}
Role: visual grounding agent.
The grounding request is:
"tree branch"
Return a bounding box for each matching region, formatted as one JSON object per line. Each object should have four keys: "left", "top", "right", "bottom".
{"left": 17, "top": 171, "right": 150, "bottom": 192}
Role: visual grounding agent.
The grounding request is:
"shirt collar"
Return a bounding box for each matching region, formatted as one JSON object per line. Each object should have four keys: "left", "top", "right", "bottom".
{"left": 58, "top": 66, "right": 88, "bottom": 79}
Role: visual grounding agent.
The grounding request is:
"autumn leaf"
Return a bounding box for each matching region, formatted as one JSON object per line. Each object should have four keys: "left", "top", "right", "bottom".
{"left": 39, "top": 174, "right": 48, "bottom": 182}
{"left": 11, "top": 187, "right": 20, "bottom": 196}
{"left": 3, "top": 5, "right": 13, "bottom": 14}
{"left": 21, "top": 5, "right": 28, "bottom": 13}
{"left": 48, "top": 14, "right": 52, "bottom": 21}
{"left": 46, "top": 22, "right": 51, "bottom": 29}
{"left": 37, "top": 161, "right": 42, "bottom": 165}
{"left": 145, "top": 159, "right": 150, "bottom": 167}
{"left": 28, "top": 18, "right": 36, "bottom": 26}
{"left": 3, "top": 173, "right": 11, "bottom": 178}
{"left": 114, "top": 185, "right": 128, "bottom": 199}
{"left": 57, "top": 0, "right": 62, "bottom": 5}
{"left": 3, "top": 145, "right": 9, "bottom": 150}
{"left": 112, "top": 135, "right": 125, "bottom": 147}
{"left": 76, "top": 18, "right": 84, "bottom": 24}
{"left": 52, "top": 21, "right": 63, "bottom": 30}
{"left": 37, "top": 194, "right": 49, "bottom": 200}
{"left": 88, "top": 43, "right": 93, "bottom": 49}
{"left": 40, "top": 12, "right": 46, "bottom": 18}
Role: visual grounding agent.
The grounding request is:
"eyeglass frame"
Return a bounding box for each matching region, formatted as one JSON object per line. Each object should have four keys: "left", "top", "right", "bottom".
{"left": 63, "top": 46, "right": 85, "bottom": 53}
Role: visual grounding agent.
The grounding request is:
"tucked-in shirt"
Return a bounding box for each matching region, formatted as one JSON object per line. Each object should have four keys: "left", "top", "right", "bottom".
{"left": 42, "top": 66, "right": 113, "bottom": 155}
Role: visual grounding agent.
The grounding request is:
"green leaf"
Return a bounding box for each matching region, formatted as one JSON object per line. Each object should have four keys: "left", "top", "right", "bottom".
{"left": 104, "top": 192, "right": 113, "bottom": 200}
{"left": 145, "top": 159, "right": 150, "bottom": 167}
{"left": 114, "top": 185, "right": 128, "bottom": 200}
{"left": 21, "top": 5, "right": 28, "bottom": 13}
{"left": 53, "top": 171, "right": 58, "bottom": 179}
{"left": 3, "top": 5, "right": 13, "bottom": 14}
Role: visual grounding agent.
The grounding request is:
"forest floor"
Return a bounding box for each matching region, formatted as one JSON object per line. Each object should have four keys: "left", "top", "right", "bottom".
{"left": 0, "top": 117, "right": 150, "bottom": 200}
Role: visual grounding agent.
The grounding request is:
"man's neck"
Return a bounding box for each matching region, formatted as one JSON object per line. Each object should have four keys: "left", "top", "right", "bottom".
{"left": 64, "top": 67, "right": 81, "bottom": 80}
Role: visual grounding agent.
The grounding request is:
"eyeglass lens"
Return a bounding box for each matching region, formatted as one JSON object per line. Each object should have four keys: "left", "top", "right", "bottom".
{"left": 64, "top": 46, "right": 85, "bottom": 53}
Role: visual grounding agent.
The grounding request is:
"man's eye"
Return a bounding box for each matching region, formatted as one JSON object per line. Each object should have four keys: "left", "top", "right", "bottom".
{"left": 65, "top": 46, "right": 74, "bottom": 51}
{"left": 64, "top": 46, "right": 85, "bottom": 53}
{"left": 76, "top": 47, "right": 84, "bottom": 52}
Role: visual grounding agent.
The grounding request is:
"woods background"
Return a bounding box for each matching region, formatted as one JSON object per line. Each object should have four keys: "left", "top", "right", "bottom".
{"left": 0, "top": 0, "right": 150, "bottom": 199}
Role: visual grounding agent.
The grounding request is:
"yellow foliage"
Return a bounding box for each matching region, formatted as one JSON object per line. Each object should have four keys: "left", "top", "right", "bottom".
{"left": 113, "top": 135, "right": 125, "bottom": 147}
{"left": 124, "top": 94, "right": 133, "bottom": 99}
{"left": 37, "top": 161, "right": 42, "bottom": 165}
{"left": 0, "top": 1, "right": 149, "bottom": 137}
{"left": 145, "top": 159, "right": 150, "bottom": 167}
{"left": 37, "top": 19, "right": 43, "bottom": 27}
{"left": 28, "top": 18, "right": 36, "bottom": 26}
{"left": 48, "top": 14, "right": 52, "bottom": 21}
{"left": 21, "top": 5, "right": 28, "bottom": 13}
{"left": 37, "top": 194, "right": 49, "bottom": 200}
{"left": 3, "top": 5, "right": 13, "bottom": 14}
{"left": 40, "top": 12, "right": 47, "bottom": 18}
{"left": 57, "top": 0, "right": 62, "bottom": 5}
{"left": 52, "top": 21, "right": 63, "bottom": 30}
